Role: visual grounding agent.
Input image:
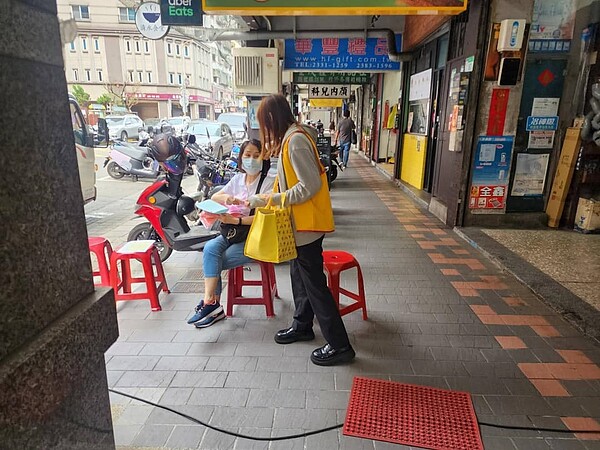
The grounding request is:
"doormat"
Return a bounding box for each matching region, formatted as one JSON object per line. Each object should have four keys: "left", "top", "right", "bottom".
{"left": 344, "top": 377, "right": 483, "bottom": 450}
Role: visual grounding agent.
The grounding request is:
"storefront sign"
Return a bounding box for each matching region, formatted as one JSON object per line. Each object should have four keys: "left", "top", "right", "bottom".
{"left": 526, "top": 116, "right": 559, "bottom": 131}
{"left": 308, "top": 85, "right": 350, "bottom": 98}
{"left": 487, "top": 88, "right": 510, "bottom": 136}
{"left": 511, "top": 153, "right": 550, "bottom": 196}
{"left": 469, "top": 136, "right": 513, "bottom": 210}
{"left": 528, "top": 131, "right": 555, "bottom": 149}
{"left": 202, "top": 0, "right": 467, "bottom": 16}
{"left": 129, "top": 92, "right": 213, "bottom": 103}
{"left": 135, "top": 2, "right": 169, "bottom": 40}
{"left": 284, "top": 35, "right": 402, "bottom": 72}
{"left": 529, "top": 0, "right": 575, "bottom": 53}
{"left": 409, "top": 69, "right": 432, "bottom": 101}
{"left": 293, "top": 72, "right": 369, "bottom": 84}
{"left": 160, "top": 0, "right": 202, "bottom": 26}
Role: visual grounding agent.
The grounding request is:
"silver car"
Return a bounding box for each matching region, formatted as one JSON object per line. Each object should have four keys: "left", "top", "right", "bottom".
{"left": 187, "top": 120, "right": 234, "bottom": 159}
{"left": 106, "top": 114, "right": 144, "bottom": 141}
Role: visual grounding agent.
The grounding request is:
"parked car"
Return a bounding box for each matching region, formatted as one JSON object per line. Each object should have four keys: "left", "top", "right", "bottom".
{"left": 186, "top": 120, "right": 234, "bottom": 159}
{"left": 106, "top": 114, "right": 144, "bottom": 141}
{"left": 167, "top": 116, "right": 191, "bottom": 137}
{"left": 217, "top": 112, "right": 247, "bottom": 143}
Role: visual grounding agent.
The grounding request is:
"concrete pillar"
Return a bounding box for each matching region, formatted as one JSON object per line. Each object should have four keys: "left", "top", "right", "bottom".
{"left": 0, "top": 1, "right": 119, "bottom": 449}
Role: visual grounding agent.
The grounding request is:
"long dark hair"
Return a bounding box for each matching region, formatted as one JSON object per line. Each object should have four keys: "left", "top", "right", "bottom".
{"left": 257, "top": 94, "right": 296, "bottom": 157}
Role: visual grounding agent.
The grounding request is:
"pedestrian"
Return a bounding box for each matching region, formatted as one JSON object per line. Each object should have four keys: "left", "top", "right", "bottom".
{"left": 333, "top": 109, "right": 355, "bottom": 169}
{"left": 186, "top": 139, "right": 275, "bottom": 328}
{"left": 251, "top": 94, "right": 355, "bottom": 366}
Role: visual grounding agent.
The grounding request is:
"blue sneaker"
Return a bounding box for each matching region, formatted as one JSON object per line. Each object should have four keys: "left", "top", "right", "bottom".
{"left": 187, "top": 301, "right": 222, "bottom": 324}
{"left": 194, "top": 310, "right": 225, "bottom": 328}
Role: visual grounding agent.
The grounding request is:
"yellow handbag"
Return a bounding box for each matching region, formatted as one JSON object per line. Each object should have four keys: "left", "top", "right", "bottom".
{"left": 244, "top": 193, "right": 297, "bottom": 263}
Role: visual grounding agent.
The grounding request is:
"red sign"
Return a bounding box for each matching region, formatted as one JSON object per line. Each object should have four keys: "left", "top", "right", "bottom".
{"left": 469, "top": 185, "right": 507, "bottom": 209}
{"left": 486, "top": 88, "right": 510, "bottom": 136}
{"left": 128, "top": 92, "right": 213, "bottom": 103}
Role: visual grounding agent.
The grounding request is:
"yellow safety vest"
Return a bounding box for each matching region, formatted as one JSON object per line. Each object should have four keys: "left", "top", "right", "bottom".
{"left": 280, "top": 130, "right": 335, "bottom": 233}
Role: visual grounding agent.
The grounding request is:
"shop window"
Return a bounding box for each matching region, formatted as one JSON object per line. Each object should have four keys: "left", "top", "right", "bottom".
{"left": 72, "top": 5, "right": 90, "bottom": 21}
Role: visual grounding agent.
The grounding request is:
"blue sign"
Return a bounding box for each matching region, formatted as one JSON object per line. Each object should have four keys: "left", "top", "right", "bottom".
{"left": 284, "top": 35, "right": 402, "bottom": 72}
{"left": 529, "top": 39, "right": 571, "bottom": 53}
{"left": 526, "top": 116, "right": 559, "bottom": 131}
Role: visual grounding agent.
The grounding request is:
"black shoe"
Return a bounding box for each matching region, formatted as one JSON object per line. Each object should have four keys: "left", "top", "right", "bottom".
{"left": 310, "top": 344, "right": 355, "bottom": 366}
{"left": 274, "top": 327, "right": 315, "bottom": 344}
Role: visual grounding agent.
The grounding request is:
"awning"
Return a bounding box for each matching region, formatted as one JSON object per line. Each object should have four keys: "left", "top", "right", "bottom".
{"left": 310, "top": 99, "right": 343, "bottom": 108}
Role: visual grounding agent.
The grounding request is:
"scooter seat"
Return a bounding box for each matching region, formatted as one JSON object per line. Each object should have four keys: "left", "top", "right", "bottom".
{"left": 114, "top": 142, "right": 150, "bottom": 161}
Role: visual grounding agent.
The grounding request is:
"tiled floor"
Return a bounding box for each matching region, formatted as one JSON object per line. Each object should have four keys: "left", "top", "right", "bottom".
{"left": 482, "top": 229, "right": 600, "bottom": 310}
{"left": 104, "top": 152, "right": 600, "bottom": 450}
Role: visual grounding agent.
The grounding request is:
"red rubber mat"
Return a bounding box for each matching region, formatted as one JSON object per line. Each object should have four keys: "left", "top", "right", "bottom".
{"left": 344, "top": 377, "right": 484, "bottom": 450}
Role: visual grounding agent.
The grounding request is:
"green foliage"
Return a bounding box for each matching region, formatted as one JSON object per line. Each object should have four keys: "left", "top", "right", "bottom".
{"left": 96, "top": 93, "right": 112, "bottom": 107}
{"left": 72, "top": 85, "right": 91, "bottom": 105}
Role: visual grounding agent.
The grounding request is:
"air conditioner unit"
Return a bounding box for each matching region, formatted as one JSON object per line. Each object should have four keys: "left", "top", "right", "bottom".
{"left": 233, "top": 47, "right": 280, "bottom": 96}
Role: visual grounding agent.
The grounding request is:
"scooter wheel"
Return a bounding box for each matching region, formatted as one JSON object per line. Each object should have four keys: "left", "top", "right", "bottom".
{"left": 127, "top": 222, "right": 173, "bottom": 262}
{"left": 107, "top": 161, "right": 125, "bottom": 179}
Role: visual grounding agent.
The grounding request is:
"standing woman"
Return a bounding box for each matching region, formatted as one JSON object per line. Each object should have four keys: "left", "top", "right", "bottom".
{"left": 253, "top": 94, "right": 355, "bottom": 366}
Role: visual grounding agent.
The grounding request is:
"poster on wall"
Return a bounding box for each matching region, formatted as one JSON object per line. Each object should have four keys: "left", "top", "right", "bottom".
{"left": 407, "top": 69, "right": 432, "bottom": 135}
{"left": 529, "top": 0, "right": 575, "bottom": 53}
{"left": 487, "top": 88, "right": 510, "bottom": 136}
{"left": 528, "top": 131, "right": 555, "bottom": 149}
{"left": 511, "top": 153, "right": 550, "bottom": 196}
{"left": 469, "top": 136, "right": 514, "bottom": 211}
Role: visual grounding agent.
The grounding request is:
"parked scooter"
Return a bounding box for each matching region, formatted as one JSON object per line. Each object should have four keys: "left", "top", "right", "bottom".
{"left": 104, "top": 139, "right": 161, "bottom": 181}
{"left": 127, "top": 133, "right": 218, "bottom": 262}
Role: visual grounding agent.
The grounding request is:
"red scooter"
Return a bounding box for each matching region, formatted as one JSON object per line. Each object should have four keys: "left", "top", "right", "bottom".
{"left": 127, "top": 134, "right": 218, "bottom": 261}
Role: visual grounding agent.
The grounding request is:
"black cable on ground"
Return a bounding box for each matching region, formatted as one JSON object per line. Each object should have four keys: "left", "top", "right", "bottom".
{"left": 109, "top": 389, "right": 600, "bottom": 441}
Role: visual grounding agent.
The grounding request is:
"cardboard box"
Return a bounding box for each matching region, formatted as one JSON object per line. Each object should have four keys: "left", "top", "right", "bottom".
{"left": 574, "top": 198, "right": 600, "bottom": 232}
{"left": 546, "top": 128, "right": 581, "bottom": 228}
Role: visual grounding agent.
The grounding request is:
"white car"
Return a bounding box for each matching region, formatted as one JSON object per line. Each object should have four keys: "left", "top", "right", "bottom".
{"left": 187, "top": 120, "right": 234, "bottom": 159}
{"left": 167, "top": 116, "right": 191, "bottom": 137}
{"left": 106, "top": 114, "right": 144, "bottom": 141}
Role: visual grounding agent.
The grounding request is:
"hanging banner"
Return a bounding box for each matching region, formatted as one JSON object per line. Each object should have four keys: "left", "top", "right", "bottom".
{"left": 469, "top": 136, "right": 514, "bottom": 211}
{"left": 308, "top": 85, "right": 350, "bottom": 98}
{"left": 529, "top": 0, "right": 575, "bottom": 53}
{"left": 202, "top": 0, "right": 467, "bottom": 16}
{"left": 284, "top": 35, "right": 402, "bottom": 72}
{"left": 293, "top": 72, "right": 370, "bottom": 84}
{"left": 487, "top": 88, "right": 510, "bottom": 136}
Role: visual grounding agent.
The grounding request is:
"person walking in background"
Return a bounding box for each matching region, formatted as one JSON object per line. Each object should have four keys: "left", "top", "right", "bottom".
{"left": 333, "top": 109, "right": 355, "bottom": 169}
{"left": 250, "top": 94, "right": 355, "bottom": 366}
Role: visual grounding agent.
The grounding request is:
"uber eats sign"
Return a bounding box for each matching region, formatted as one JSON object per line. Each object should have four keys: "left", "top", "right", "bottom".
{"left": 160, "top": 0, "right": 202, "bottom": 26}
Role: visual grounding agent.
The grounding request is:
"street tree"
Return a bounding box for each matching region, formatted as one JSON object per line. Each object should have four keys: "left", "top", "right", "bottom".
{"left": 72, "top": 85, "right": 90, "bottom": 105}
{"left": 96, "top": 93, "right": 112, "bottom": 109}
{"left": 104, "top": 79, "right": 140, "bottom": 111}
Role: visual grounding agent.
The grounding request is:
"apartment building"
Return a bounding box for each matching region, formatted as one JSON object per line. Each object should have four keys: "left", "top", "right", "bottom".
{"left": 57, "top": 0, "right": 228, "bottom": 120}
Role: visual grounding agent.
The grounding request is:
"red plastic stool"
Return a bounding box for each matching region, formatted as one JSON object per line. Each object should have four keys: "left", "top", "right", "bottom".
{"left": 226, "top": 262, "right": 277, "bottom": 317}
{"left": 323, "top": 251, "right": 368, "bottom": 320}
{"left": 109, "top": 240, "right": 169, "bottom": 311}
{"left": 88, "top": 237, "right": 113, "bottom": 287}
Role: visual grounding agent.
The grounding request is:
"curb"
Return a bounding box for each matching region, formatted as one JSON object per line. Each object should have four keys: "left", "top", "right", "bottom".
{"left": 454, "top": 227, "right": 600, "bottom": 344}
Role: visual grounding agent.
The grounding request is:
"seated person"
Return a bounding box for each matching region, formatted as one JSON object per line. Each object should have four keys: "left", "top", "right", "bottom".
{"left": 187, "top": 139, "right": 275, "bottom": 328}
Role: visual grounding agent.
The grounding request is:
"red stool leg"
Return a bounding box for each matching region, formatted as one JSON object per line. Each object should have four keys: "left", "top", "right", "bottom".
{"left": 141, "top": 253, "right": 161, "bottom": 311}
{"left": 268, "top": 263, "right": 279, "bottom": 299}
{"left": 109, "top": 253, "right": 121, "bottom": 296}
{"left": 121, "top": 258, "right": 132, "bottom": 294}
{"left": 151, "top": 248, "right": 170, "bottom": 293}
{"left": 99, "top": 241, "right": 113, "bottom": 286}
{"left": 226, "top": 268, "right": 237, "bottom": 317}
{"left": 260, "top": 263, "right": 274, "bottom": 317}
{"left": 356, "top": 265, "right": 368, "bottom": 320}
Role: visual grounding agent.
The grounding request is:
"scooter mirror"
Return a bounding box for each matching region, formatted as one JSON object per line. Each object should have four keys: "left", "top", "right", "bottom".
{"left": 187, "top": 134, "right": 196, "bottom": 144}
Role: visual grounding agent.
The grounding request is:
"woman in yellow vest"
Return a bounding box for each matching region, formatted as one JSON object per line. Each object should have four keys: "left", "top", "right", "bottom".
{"left": 251, "top": 94, "right": 355, "bottom": 366}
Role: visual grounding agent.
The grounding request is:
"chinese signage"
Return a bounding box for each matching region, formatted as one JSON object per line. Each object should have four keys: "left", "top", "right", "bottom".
{"left": 284, "top": 35, "right": 402, "bottom": 72}
{"left": 202, "top": 0, "right": 467, "bottom": 16}
{"left": 308, "top": 85, "right": 350, "bottom": 98}
{"left": 529, "top": 0, "right": 575, "bottom": 53}
{"left": 487, "top": 88, "right": 510, "bottom": 136}
{"left": 129, "top": 92, "right": 213, "bottom": 103}
{"left": 135, "top": 2, "right": 169, "bottom": 40}
{"left": 409, "top": 69, "right": 432, "bottom": 101}
{"left": 160, "top": 0, "right": 202, "bottom": 26}
{"left": 469, "top": 136, "right": 514, "bottom": 211}
{"left": 526, "top": 116, "right": 559, "bottom": 131}
{"left": 293, "top": 72, "right": 369, "bottom": 84}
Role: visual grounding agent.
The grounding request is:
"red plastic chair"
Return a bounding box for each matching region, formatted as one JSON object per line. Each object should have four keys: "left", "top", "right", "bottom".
{"left": 226, "top": 262, "right": 277, "bottom": 317}
{"left": 109, "top": 240, "right": 169, "bottom": 311}
{"left": 88, "top": 237, "right": 113, "bottom": 287}
{"left": 323, "top": 251, "right": 368, "bottom": 320}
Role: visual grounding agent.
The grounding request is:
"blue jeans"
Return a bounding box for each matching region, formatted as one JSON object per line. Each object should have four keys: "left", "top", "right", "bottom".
{"left": 203, "top": 235, "right": 252, "bottom": 297}
{"left": 340, "top": 142, "right": 351, "bottom": 167}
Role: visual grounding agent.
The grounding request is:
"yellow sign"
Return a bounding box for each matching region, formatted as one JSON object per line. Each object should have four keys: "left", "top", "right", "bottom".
{"left": 202, "top": 0, "right": 467, "bottom": 16}
{"left": 310, "top": 99, "right": 343, "bottom": 108}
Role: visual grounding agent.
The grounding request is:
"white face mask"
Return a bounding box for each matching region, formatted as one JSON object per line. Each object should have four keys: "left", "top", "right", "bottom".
{"left": 242, "top": 157, "right": 262, "bottom": 175}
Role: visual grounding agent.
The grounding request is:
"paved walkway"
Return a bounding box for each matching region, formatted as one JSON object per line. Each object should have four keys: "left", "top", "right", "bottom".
{"left": 106, "top": 153, "right": 600, "bottom": 450}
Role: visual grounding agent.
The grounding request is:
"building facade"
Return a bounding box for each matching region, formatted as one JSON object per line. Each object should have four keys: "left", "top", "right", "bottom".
{"left": 57, "top": 0, "right": 222, "bottom": 120}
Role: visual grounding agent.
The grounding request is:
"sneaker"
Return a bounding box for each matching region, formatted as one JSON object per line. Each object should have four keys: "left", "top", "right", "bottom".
{"left": 187, "top": 302, "right": 223, "bottom": 324}
{"left": 194, "top": 311, "right": 225, "bottom": 328}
